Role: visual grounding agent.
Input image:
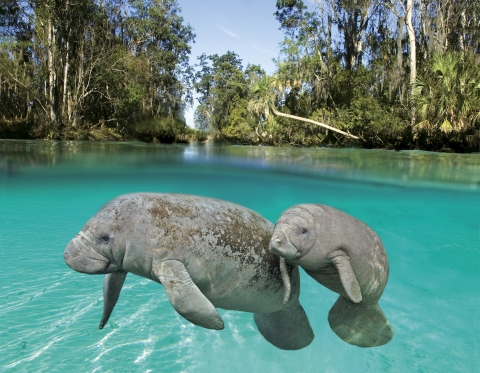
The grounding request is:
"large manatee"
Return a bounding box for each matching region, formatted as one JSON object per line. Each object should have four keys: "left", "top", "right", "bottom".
{"left": 270, "top": 204, "right": 393, "bottom": 348}
{"left": 64, "top": 193, "right": 314, "bottom": 350}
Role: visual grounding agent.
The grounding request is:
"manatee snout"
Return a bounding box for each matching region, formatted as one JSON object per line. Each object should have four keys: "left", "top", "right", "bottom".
{"left": 64, "top": 236, "right": 111, "bottom": 274}
{"left": 269, "top": 229, "right": 300, "bottom": 260}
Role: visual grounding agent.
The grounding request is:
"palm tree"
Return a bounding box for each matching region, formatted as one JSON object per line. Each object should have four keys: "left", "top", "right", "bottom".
{"left": 414, "top": 52, "right": 480, "bottom": 133}
{"left": 247, "top": 74, "right": 360, "bottom": 140}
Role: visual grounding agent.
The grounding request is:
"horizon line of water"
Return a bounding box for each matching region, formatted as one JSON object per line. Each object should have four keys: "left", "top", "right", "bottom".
{"left": 1, "top": 140, "right": 479, "bottom": 191}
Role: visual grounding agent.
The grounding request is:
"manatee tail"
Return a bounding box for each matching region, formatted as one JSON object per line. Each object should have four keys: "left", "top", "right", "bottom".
{"left": 328, "top": 296, "right": 393, "bottom": 348}
{"left": 253, "top": 301, "right": 314, "bottom": 350}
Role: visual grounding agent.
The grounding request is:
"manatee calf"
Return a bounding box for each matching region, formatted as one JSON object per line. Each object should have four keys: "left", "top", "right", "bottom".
{"left": 64, "top": 193, "right": 314, "bottom": 350}
{"left": 270, "top": 204, "right": 393, "bottom": 348}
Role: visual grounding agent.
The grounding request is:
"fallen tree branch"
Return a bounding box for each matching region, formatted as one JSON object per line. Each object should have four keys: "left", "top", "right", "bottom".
{"left": 271, "top": 107, "right": 360, "bottom": 140}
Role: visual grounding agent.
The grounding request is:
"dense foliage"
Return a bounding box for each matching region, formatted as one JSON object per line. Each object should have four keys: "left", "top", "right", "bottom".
{"left": 1, "top": 0, "right": 479, "bottom": 151}
{"left": 193, "top": 0, "right": 479, "bottom": 151}
{"left": 0, "top": 0, "right": 196, "bottom": 141}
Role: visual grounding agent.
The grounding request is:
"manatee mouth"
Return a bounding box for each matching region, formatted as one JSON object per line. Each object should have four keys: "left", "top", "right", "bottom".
{"left": 269, "top": 232, "right": 301, "bottom": 260}
{"left": 64, "top": 235, "right": 114, "bottom": 274}
{"left": 64, "top": 250, "right": 110, "bottom": 274}
{"left": 270, "top": 245, "right": 301, "bottom": 260}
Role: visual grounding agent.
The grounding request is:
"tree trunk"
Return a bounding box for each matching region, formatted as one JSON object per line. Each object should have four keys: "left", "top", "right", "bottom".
{"left": 459, "top": 8, "right": 466, "bottom": 60}
{"left": 406, "top": 0, "right": 416, "bottom": 125}
{"left": 355, "top": 5, "right": 371, "bottom": 67}
{"left": 72, "top": 30, "right": 85, "bottom": 128}
{"left": 397, "top": 16, "right": 404, "bottom": 69}
{"left": 62, "top": 0, "right": 71, "bottom": 126}
{"left": 62, "top": 35, "right": 70, "bottom": 124}
{"left": 47, "top": 17, "right": 57, "bottom": 124}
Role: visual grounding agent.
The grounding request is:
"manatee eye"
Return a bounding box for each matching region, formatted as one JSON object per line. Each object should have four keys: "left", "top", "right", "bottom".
{"left": 101, "top": 235, "right": 110, "bottom": 244}
{"left": 301, "top": 228, "right": 308, "bottom": 234}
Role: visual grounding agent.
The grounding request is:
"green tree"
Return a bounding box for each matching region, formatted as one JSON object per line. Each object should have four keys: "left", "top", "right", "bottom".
{"left": 0, "top": 0, "right": 195, "bottom": 140}
{"left": 194, "top": 51, "right": 250, "bottom": 136}
{"left": 414, "top": 52, "right": 480, "bottom": 134}
{"left": 0, "top": 0, "right": 34, "bottom": 125}
{"left": 125, "top": 0, "right": 194, "bottom": 119}
{"left": 248, "top": 73, "right": 360, "bottom": 141}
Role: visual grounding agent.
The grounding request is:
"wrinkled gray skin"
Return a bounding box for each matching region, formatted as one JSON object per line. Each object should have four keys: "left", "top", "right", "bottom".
{"left": 64, "top": 193, "right": 314, "bottom": 350}
{"left": 270, "top": 204, "right": 394, "bottom": 348}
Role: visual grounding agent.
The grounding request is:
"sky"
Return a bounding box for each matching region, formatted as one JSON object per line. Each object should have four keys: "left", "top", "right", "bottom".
{"left": 176, "top": 0, "right": 287, "bottom": 126}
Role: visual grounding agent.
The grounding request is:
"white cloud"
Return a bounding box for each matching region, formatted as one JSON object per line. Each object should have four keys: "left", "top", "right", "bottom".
{"left": 212, "top": 22, "right": 239, "bottom": 39}
{"left": 250, "top": 44, "right": 276, "bottom": 56}
{"left": 213, "top": 12, "right": 229, "bottom": 23}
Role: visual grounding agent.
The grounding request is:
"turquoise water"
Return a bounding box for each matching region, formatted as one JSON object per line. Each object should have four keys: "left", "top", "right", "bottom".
{"left": 1, "top": 141, "right": 479, "bottom": 372}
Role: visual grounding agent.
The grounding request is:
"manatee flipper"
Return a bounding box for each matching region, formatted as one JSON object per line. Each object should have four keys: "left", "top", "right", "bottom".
{"left": 328, "top": 250, "right": 362, "bottom": 303}
{"left": 279, "top": 257, "right": 292, "bottom": 305}
{"left": 99, "top": 270, "right": 127, "bottom": 329}
{"left": 328, "top": 296, "right": 393, "bottom": 347}
{"left": 153, "top": 259, "right": 224, "bottom": 330}
{"left": 254, "top": 300, "right": 314, "bottom": 350}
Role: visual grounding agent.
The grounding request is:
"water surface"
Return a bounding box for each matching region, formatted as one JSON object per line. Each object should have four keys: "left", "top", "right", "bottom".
{"left": 1, "top": 141, "right": 479, "bottom": 372}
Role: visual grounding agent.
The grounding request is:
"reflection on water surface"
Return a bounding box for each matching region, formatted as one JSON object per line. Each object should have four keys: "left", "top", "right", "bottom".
{"left": 1, "top": 140, "right": 479, "bottom": 189}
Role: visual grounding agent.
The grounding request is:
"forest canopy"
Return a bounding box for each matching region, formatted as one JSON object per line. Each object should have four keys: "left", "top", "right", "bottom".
{"left": 1, "top": 0, "right": 479, "bottom": 151}
{"left": 0, "top": 0, "right": 195, "bottom": 141}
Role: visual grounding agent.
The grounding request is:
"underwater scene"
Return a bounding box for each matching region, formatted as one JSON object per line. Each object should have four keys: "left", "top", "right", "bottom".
{"left": 1, "top": 140, "right": 479, "bottom": 372}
